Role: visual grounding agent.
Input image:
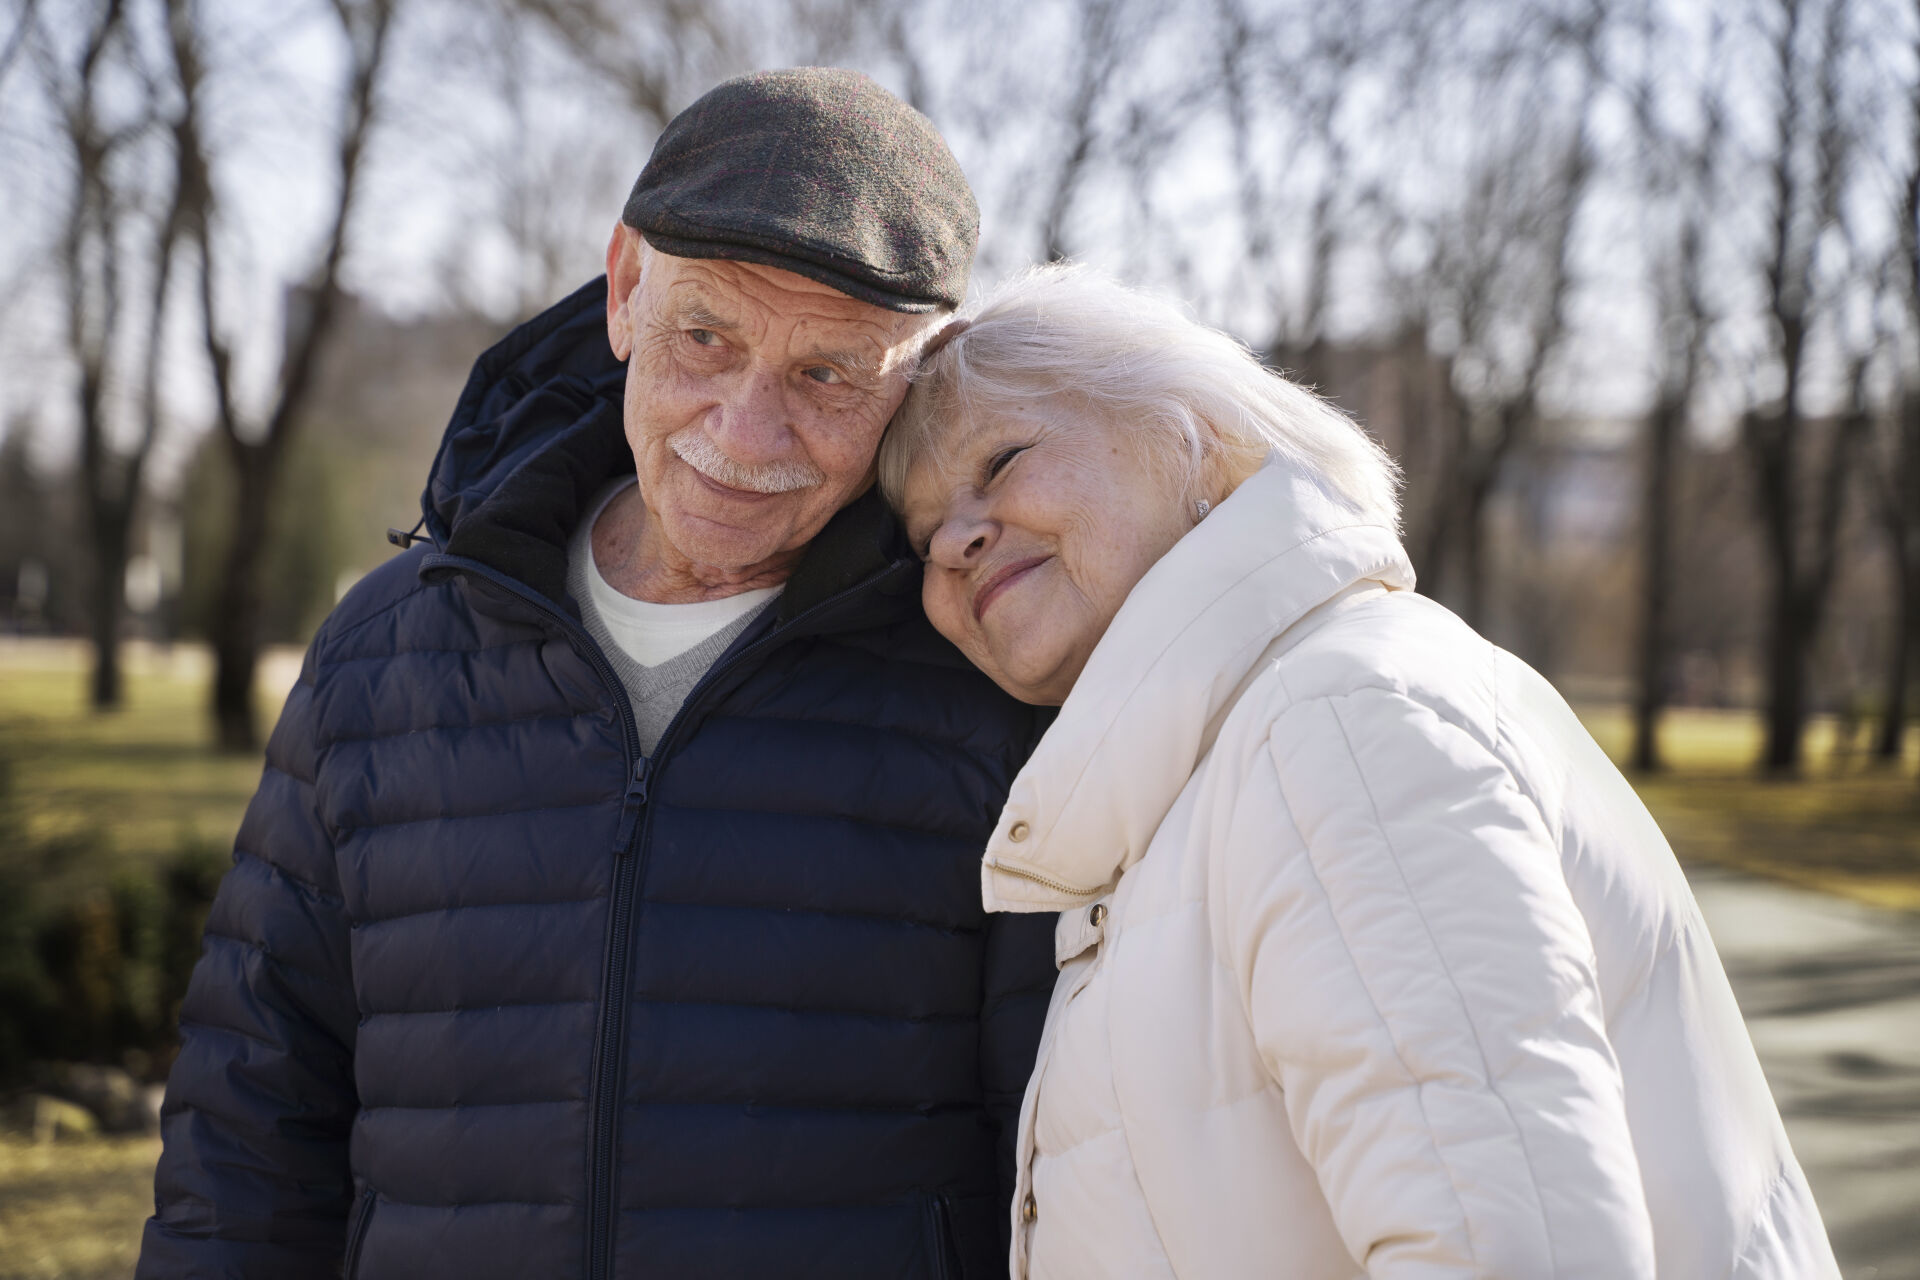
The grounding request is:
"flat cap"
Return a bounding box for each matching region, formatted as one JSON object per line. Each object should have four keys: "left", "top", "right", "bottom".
{"left": 622, "top": 68, "right": 977, "bottom": 313}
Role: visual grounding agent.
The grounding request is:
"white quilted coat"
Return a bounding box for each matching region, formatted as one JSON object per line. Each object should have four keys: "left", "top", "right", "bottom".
{"left": 981, "top": 459, "right": 1837, "bottom": 1279}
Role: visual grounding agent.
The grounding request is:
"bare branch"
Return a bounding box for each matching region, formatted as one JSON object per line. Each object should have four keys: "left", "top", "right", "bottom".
{"left": 0, "top": 0, "right": 41, "bottom": 89}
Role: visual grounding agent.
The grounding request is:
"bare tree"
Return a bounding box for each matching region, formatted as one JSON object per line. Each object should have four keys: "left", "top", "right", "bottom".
{"left": 403, "top": 0, "right": 750, "bottom": 321}
{"left": 422, "top": 2, "right": 647, "bottom": 318}
{"left": 1632, "top": 230, "right": 1712, "bottom": 772}
{"left": 1629, "top": 6, "right": 1726, "bottom": 772}
{"left": 1740, "top": 0, "right": 1868, "bottom": 773}
{"left": 1872, "top": 3, "right": 1920, "bottom": 765}
{"left": 1037, "top": 0, "right": 1132, "bottom": 263}
{"left": 1216, "top": 0, "right": 1369, "bottom": 389}
{"left": 166, "top": 0, "right": 401, "bottom": 750}
{"left": 1876, "top": 378, "right": 1920, "bottom": 765}
{"left": 1412, "top": 62, "right": 1599, "bottom": 629}
{"left": 22, "top": 0, "right": 191, "bottom": 709}
{"left": 0, "top": 0, "right": 41, "bottom": 84}
{"left": 504, "top": 0, "right": 727, "bottom": 128}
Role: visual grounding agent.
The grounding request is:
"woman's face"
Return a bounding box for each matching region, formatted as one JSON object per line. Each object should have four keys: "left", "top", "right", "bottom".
{"left": 899, "top": 408, "right": 1194, "bottom": 705}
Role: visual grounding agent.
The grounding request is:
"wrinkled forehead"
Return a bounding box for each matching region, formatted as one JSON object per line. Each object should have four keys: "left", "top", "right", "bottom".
{"left": 645, "top": 253, "right": 925, "bottom": 359}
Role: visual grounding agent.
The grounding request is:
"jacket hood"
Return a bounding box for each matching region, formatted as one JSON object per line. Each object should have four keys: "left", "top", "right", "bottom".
{"left": 417, "top": 276, "right": 918, "bottom": 623}
{"left": 980, "top": 458, "right": 1415, "bottom": 911}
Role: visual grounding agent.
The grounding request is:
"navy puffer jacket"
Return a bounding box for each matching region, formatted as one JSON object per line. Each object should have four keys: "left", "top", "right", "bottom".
{"left": 137, "top": 280, "right": 1057, "bottom": 1280}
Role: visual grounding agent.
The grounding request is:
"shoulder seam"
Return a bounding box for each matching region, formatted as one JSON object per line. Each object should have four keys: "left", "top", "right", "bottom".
{"left": 315, "top": 569, "right": 445, "bottom": 664}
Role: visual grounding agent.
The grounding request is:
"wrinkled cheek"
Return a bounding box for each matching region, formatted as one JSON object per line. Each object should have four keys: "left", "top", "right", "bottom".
{"left": 921, "top": 590, "right": 971, "bottom": 656}
{"left": 804, "top": 416, "right": 865, "bottom": 461}
{"left": 622, "top": 397, "right": 666, "bottom": 455}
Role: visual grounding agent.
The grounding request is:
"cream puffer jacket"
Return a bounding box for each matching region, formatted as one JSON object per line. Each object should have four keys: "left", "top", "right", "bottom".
{"left": 981, "top": 459, "right": 1837, "bottom": 1278}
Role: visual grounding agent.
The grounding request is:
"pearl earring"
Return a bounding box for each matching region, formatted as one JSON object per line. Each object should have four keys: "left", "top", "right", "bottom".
{"left": 1194, "top": 498, "right": 1211, "bottom": 520}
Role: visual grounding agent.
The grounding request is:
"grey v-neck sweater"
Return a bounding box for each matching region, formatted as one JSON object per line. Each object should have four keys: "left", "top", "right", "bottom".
{"left": 568, "top": 481, "right": 779, "bottom": 753}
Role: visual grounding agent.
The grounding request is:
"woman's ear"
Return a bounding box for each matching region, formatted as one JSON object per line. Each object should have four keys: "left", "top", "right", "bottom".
{"left": 1206, "top": 436, "right": 1262, "bottom": 505}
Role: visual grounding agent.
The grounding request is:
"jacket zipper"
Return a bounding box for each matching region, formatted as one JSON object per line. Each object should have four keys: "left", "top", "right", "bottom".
{"left": 421, "top": 549, "right": 909, "bottom": 1280}
{"left": 983, "top": 856, "right": 1103, "bottom": 898}
{"left": 342, "top": 1184, "right": 376, "bottom": 1278}
{"left": 419, "top": 553, "right": 646, "bottom": 1280}
{"left": 926, "top": 1192, "right": 956, "bottom": 1280}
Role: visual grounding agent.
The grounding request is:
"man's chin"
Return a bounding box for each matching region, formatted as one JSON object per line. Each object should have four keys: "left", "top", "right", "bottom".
{"left": 657, "top": 502, "right": 805, "bottom": 575}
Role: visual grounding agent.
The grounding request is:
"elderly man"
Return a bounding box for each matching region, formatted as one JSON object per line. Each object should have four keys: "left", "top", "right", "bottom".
{"left": 137, "top": 70, "right": 1055, "bottom": 1280}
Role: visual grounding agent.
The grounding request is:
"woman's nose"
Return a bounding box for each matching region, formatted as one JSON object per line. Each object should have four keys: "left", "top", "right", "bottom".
{"left": 927, "top": 508, "right": 996, "bottom": 569}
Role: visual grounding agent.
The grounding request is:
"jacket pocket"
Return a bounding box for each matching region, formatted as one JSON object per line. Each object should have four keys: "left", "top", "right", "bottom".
{"left": 343, "top": 1185, "right": 376, "bottom": 1279}
{"left": 930, "top": 1191, "right": 1003, "bottom": 1280}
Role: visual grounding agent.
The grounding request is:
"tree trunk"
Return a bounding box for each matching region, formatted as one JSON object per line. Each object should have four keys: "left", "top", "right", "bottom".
{"left": 210, "top": 444, "right": 276, "bottom": 751}
{"left": 1415, "top": 499, "right": 1452, "bottom": 603}
{"left": 1414, "top": 383, "right": 1474, "bottom": 603}
{"left": 1460, "top": 488, "right": 1488, "bottom": 632}
{"left": 1760, "top": 561, "right": 1808, "bottom": 775}
{"left": 1878, "top": 540, "right": 1917, "bottom": 763}
{"left": 1632, "top": 395, "right": 1682, "bottom": 773}
{"left": 86, "top": 512, "right": 128, "bottom": 710}
{"left": 1877, "top": 392, "right": 1920, "bottom": 764}
{"left": 1744, "top": 404, "right": 1808, "bottom": 775}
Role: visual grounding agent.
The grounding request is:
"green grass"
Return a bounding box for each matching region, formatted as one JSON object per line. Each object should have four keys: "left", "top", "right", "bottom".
{"left": 1581, "top": 705, "right": 1920, "bottom": 912}
{"left": 0, "top": 1134, "right": 160, "bottom": 1280}
{"left": 0, "top": 640, "right": 294, "bottom": 906}
{"left": 1578, "top": 703, "right": 1920, "bottom": 776}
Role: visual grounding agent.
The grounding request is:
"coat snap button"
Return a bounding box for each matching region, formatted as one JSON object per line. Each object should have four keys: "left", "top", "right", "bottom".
{"left": 1021, "top": 1193, "right": 1037, "bottom": 1223}
{"left": 1008, "top": 820, "right": 1030, "bottom": 842}
{"left": 1089, "top": 903, "right": 1107, "bottom": 928}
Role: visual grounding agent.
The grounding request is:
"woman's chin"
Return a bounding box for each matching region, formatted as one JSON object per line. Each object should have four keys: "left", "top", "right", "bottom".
{"left": 983, "top": 643, "right": 1085, "bottom": 707}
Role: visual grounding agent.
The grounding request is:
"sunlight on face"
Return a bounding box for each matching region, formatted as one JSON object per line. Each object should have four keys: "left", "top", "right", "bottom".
{"left": 899, "top": 409, "right": 1194, "bottom": 705}
{"left": 605, "top": 226, "right": 927, "bottom": 576}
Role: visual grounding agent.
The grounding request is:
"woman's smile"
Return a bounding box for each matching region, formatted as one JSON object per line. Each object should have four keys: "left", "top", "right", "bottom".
{"left": 974, "top": 555, "right": 1054, "bottom": 621}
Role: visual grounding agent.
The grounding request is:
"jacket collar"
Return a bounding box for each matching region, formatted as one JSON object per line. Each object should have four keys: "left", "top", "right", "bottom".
{"left": 418, "top": 276, "right": 917, "bottom": 625}
{"left": 980, "top": 457, "right": 1416, "bottom": 912}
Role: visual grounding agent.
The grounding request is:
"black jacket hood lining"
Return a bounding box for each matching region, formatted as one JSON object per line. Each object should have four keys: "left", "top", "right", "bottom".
{"left": 419, "top": 276, "right": 920, "bottom": 627}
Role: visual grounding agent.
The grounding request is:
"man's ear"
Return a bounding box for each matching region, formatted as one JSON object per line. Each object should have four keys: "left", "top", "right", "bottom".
{"left": 606, "top": 224, "right": 645, "bottom": 361}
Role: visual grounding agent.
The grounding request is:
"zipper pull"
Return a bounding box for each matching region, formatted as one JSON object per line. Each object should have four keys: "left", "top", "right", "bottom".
{"left": 611, "top": 757, "right": 650, "bottom": 853}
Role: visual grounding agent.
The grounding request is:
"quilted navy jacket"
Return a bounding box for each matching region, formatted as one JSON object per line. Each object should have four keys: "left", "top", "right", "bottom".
{"left": 137, "top": 280, "right": 1057, "bottom": 1280}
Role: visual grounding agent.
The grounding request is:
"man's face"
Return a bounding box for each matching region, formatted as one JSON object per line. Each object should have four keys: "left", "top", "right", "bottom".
{"left": 606, "top": 225, "right": 928, "bottom": 575}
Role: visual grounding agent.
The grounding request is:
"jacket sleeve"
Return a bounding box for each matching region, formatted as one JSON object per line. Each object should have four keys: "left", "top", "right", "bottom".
{"left": 1228, "top": 687, "right": 1656, "bottom": 1278}
{"left": 978, "top": 910, "right": 1056, "bottom": 1251}
{"left": 137, "top": 642, "right": 361, "bottom": 1280}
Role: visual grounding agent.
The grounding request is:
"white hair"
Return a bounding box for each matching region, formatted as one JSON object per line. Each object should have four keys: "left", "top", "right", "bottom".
{"left": 880, "top": 263, "right": 1401, "bottom": 531}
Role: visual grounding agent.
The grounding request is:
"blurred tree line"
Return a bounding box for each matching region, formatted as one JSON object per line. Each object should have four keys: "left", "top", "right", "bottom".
{"left": 0, "top": 0, "right": 1915, "bottom": 777}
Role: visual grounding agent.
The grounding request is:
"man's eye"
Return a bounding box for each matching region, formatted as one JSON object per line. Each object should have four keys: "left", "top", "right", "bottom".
{"left": 687, "top": 329, "right": 718, "bottom": 346}
{"left": 804, "top": 366, "right": 844, "bottom": 385}
{"left": 986, "top": 446, "right": 1027, "bottom": 480}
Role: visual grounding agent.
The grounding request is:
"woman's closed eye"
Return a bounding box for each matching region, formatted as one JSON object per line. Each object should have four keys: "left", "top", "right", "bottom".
{"left": 985, "top": 445, "right": 1028, "bottom": 482}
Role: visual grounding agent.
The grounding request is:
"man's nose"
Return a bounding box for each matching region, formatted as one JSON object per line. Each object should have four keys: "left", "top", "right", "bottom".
{"left": 928, "top": 505, "right": 996, "bottom": 569}
{"left": 705, "top": 367, "right": 793, "bottom": 463}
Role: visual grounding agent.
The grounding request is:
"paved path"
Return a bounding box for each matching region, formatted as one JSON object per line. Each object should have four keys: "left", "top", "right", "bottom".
{"left": 1692, "top": 866, "right": 1920, "bottom": 1280}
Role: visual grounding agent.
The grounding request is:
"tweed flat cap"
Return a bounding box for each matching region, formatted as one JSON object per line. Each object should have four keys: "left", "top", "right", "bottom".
{"left": 622, "top": 68, "right": 977, "bottom": 313}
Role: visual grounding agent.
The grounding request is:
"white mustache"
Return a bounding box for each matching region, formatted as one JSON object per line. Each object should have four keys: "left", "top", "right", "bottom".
{"left": 668, "top": 428, "right": 823, "bottom": 495}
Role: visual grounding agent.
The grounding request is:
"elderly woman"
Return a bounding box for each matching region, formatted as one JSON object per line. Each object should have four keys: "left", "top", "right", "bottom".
{"left": 879, "top": 266, "right": 1836, "bottom": 1279}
